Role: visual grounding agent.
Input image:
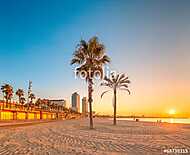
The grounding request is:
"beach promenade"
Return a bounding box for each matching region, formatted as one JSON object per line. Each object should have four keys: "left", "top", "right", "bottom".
{"left": 0, "top": 118, "right": 189, "bottom": 155}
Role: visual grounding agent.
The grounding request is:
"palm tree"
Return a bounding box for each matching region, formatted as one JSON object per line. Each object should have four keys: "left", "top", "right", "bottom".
{"left": 20, "top": 97, "right": 26, "bottom": 105}
{"left": 20, "top": 97, "right": 26, "bottom": 109}
{"left": 35, "top": 98, "right": 42, "bottom": 108}
{"left": 101, "top": 73, "right": 131, "bottom": 125}
{"left": 29, "top": 93, "right": 35, "bottom": 104}
{"left": 16, "top": 89, "right": 24, "bottom": 104}
{"left": 1, "top": 84, "right": 14, "bottom": 108}
{"left": 71, "top": 36, "right": 110, "bottom": 129}
{"left": 47, "top": 100, "right": 52, "bottom": 111}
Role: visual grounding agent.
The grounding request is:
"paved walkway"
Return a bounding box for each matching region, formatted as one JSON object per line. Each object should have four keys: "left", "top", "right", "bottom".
{"left": 0, "top": 120, "right": 56, "bottom": 128}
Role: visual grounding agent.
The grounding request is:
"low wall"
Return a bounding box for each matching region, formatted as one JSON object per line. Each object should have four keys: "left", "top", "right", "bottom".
{"left": 0, "top": 102, "right": 82, "bottom": 121}
{"left": 0, "top": 110, "right": 58, "bottom": 120}
{"left": 0, "top": 110, "right": 82, "bottom": 121}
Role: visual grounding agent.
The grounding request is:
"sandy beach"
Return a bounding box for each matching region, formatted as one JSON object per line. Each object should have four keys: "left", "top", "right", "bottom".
{"left": 0, "top": 118, "right": 189, "bottom": 155}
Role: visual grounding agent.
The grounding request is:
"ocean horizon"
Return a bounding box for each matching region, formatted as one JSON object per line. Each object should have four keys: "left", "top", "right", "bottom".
{"left": 116, "top": 117, "right": 190, "bottom": 124}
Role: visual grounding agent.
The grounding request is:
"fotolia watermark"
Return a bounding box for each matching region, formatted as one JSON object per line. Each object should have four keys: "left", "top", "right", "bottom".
{"left": 73, "top": 66, "right": 117, "bottom": 80}
{"left": 163, "top": 148, "right": 189, "bottom": 154}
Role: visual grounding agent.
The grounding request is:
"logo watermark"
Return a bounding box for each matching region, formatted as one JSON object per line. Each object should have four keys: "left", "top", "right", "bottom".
{"left": 163, "top": 148, "right": 189, "bottom": 154}
{"left": 74, "top": 66, "right": 117, "bottom": 80}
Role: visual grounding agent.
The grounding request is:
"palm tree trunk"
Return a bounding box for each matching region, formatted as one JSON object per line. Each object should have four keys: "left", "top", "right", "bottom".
{"left": 2, "top": 94, "right": 4, "bottom": 110}
{"left": 6, "top": 98, "right": 8, "bottom": 109}
{"left": 113, "top": 88, "right": 117, "bottom": 125}
{"left": 19, "top": 97, "right": 21, "bottom": 104}
{"left": 88, "top": 78, "right": 94, "bottom": 129}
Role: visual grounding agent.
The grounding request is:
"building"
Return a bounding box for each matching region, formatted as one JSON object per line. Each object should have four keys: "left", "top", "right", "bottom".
{"left": 49, "top": 99, "right": 66, "bottom": 107}
{"left": 82, "top": 97, "right": 88, "bottom": 116}
{"left": 71, "top": 92, "right": 80, "bottom": 112}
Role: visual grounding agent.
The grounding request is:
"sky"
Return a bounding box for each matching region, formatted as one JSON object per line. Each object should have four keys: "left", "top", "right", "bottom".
{"left": 0, "top": 0, "right": 190, "bottom": 117}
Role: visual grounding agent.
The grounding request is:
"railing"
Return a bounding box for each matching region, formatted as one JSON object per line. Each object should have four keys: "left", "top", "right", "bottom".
{"left": 0, "top": 102, "right": 66, "bottom": 113}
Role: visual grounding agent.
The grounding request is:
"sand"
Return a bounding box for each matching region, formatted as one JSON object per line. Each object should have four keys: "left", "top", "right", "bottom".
{"left": 0, "top": 118, "right": 189, "bottom": 155}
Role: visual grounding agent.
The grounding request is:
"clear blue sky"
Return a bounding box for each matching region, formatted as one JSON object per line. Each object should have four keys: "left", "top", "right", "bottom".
{"left": 0, "top": 0, "right": 190, "bottom": 116}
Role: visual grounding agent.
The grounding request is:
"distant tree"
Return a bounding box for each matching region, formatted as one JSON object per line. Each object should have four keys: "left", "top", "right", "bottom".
{"left": 1, "top": 84, "right": 14, "bottom": 108}
{"left": 47, "top": 100, "right": 52, "bottom": 110}
{"left": 52, "top": 103, "right": 55, "bottom": 111}
{"left": 29, "top": 93, "right": 35, "bottom": 104}
{"left": 101, "top": 73, "right": 131, "bottom": 125}
{"left": 20, "top": 97, "right": 26, "bottom": 105}
{"left": 16, "top": 89, "right": 24, "bottom": 104}
{"left": 71, "top": 36, "right": 110, "bottom": 129}
{"left": 20, "top": 97, "right": 26, "bottom": 109}
{"left": 52, "top": 103, "right": 58, "bottom": 111}
{"left": 35, "top": 98, "right": 41, "bottom": 106}
{"left": 41, "top": 99, "right": 49, "bottom": 110}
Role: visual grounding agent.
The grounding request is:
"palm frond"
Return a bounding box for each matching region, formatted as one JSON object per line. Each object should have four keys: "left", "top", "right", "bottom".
{"left": 94, "top": 44, "right": 104, "bottom": 58}
{"left": 120, "top": 88, "right": 131, "bottom": 95}
{"left": 104, "top": 76, "right": 113, "bottom": 84}
{"left": 119, "top": 84, "right": 129, "bottom": 89}
{"left": 98, "top": 55, "right": 111, "bottom": 64}
{"left": 110, "top": 72, "right": 118, "bottom": 83}
{"left": 71, "top": 36, "right": 110, "bottom": 81}
{"left": 119, "top": 76, "right": 130, "bottom": 83}
{"left": 70, "top": 58, "right": 80, "bottom": 65}
{"left": 120, "top": 79, "right": 131, "bottom": 85}
{"left": 115, "top": 74, "right": 120, "bottom": 83}
{"left": 101, "top": 90, "right": 111, "bottom": 99}
{"left": 101, "top": 82, "right": 113, "bottom": 88}
{"left": 118, "top": 73, "right": 125, "bottom": 82}
{"left": 80, "top": 40, "right": 88, "bottom": 50}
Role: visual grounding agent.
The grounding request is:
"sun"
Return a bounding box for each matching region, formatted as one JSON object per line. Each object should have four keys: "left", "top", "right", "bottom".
{"left": 169, "top": 109, "right": 176, "bottom": 115}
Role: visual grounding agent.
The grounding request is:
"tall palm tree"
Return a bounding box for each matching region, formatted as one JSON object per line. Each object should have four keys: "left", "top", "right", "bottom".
{"left": 101, "top": 73, "right": 131, "bottom": 125}
{"left": 16, "top": 89, "right": 24, "bottom": 104}
{"left": 1, "top": 84, "right": 14, "bottom": 108}
{"left": 71, "top": 36, "right": 110, "bottom": 129}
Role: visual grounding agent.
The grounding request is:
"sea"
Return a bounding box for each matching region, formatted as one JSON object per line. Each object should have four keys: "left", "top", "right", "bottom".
{"left": 116, "top": 118, "right": 190, "bottom": 124}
